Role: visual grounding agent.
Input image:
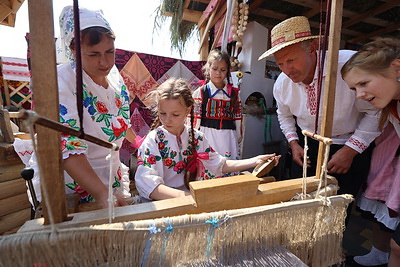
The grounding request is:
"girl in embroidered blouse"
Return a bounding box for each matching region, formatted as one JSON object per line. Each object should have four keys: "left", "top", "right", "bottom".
{"left": 192, "top": 50, "right": 243, "bottom": 168}
{"left": 135, "top": 78, "right": 278, "bottom": 201}
{"left": 28, "top": 7, "right": 136, "bottom": 209}
{"left": 342, "top": 38, "right": 400, "bottom": 267}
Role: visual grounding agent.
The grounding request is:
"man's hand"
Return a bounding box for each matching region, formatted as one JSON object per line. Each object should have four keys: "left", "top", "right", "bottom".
{"left": 327, "top": 146, "right": 358, "bottom": 174}
{"left": 290, "top": 140, "right": 311, "bottom": 167}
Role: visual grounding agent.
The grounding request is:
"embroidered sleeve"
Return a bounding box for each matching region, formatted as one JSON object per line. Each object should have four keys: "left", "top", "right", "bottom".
{"left": 134, "top": 133, "right": 165, "bottom": 199}
{"left": 195, "top": 131, "right": 226, "bottom": 179}
{"left": 58, "top": 70, "right": 89, "bottom": 160}
{"left": 348, "top": 99, "right": 381, "bottom": 153}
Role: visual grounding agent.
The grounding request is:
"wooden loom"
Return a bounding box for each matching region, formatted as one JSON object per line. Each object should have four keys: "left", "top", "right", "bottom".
{"left": 0, "top": 0, "right": 352, "bottom": 266}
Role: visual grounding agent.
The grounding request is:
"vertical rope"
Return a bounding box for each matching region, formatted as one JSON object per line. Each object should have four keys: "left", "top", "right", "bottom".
{"left": 302, "top": 135, "right": 309, "bottom": 199}
{"left": 73, "top": 0, "right": 85, "bottom": 137}
{"left": 106, "top": 144, "right": 118, "bottom": 223}
{"left": 316, "top": 143, "right": 331, "bottom": 199}
{"left": 314, "top": 0, "right": 331, "bottom": 133}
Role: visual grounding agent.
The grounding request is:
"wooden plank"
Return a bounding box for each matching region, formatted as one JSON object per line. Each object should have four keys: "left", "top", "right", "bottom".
{"left": 348, "top": 23, "right": 400, "bottom": 44}
{"left": 0, "top": 178, "right": 27, "bottom": 200}
{"left": 0, "top": 1, "right": 12, "bottom": 24}
{"left": 211, "top": 13, "right": 225, "bottom": 50}
{"left": 0, "top": 208, "right": 31, "bottom": 234}
{"left": 18, "top": 176, "right": 338, "bottom": 232}
{"left": 27, "top": 0, "right": 67, "bottom": 224}
{"left": 342, "top": 0, "right": 399, "bottom": 28}
{"left": 0, "top": 192, "right": 30, "bottom": 217}
{"left": 182, "top": 9, "right": 202, "bottom": 23}
{"left": 0, "top": 143, "right": 19, "bottom": 162}
{"left": 315, "top": 0, "right": 344, "bottom": 178}
{"left": 0, "top": 109, "right": 14, "bottom": 143}
{"left": 0, "top": 161, "right": 24, "bottom": 182}
{"left": 190, "top": 174, "right": 260, "bottom": 207}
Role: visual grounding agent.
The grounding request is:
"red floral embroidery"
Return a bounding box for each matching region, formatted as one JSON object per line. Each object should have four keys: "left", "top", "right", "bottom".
{"left": 148, "top": 155, "right": 157, "bottom": 164}
{"left": 96, "top": 101, "right": 108, "bottom": 114}
{"left": 173, "top": 161, "right": 186, "bottom": 172}
{"left": 115, "top": 98, "right": 122, "bottom": 109}
{"left": 164, "top": 158, "right": 173, "bottom": 166}
{"left": 111, "top": 118, "right": 128, "bottom": 138}
{"left": 158, "top": 142, "right": 165, "bottom": 150}
{"left": 61, "top": 139, "right": 67, "bottom": 150}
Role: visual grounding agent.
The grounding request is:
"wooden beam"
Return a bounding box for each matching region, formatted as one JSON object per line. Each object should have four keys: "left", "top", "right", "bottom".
{"left": 282, "top": 0, "right": 390, "bottom": 27}
{"left": 182, "top": 9, "right": 202, "bottom": 23}
{"left": 252, "top": 8, "right": 288, "bottom": 20}
{"left": 348, "top": 23, "right": 400, "bottom": 43}
{"left": 0, "top": 109, "right": 14, "bottom": 143}
{"left": 211, "top": 14, "right": 226, "bottom": 50}
{"left": 249, "top": 0, "right": 265, "bottom": 12}
{"left": 315, "top": 0, "right": 344, "bottom": 178}
{"left": 19, "top": 175, "right": 338, "bottom": 232}
{"left": 27, "top": 0, "right": 68, "bottom": 224}
{"left": 342, "top": 0, "right": 399, "bottom": 28}
{"left": 184, "top": 0, "right": 191, "bottom": 9}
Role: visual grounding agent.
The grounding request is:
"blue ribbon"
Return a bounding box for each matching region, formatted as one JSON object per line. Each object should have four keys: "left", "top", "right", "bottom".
{"left": 159, "top": 219, "right": 174, "bottom": 266}
{"left": 141, "top": 223, "right": 161, "bottom": 267}
{"left": 204, "top": 215, "right": 231, "bottom": 258}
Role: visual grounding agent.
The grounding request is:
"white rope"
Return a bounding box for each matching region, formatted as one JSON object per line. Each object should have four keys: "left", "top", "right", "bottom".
{"left": 23, "top": 110, "right": 57, "bottom": 234}
{"left": 106, "top": 143, "right": 118, "bottom": 223}
{"left": 301, "top": 135, "right": 309, "bottom": 199}
{"left": 316, "top": 143, "right": 331, "bottom": 201}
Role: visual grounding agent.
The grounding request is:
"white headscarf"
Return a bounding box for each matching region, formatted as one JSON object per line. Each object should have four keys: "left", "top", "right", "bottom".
{"left": 56, "top": 6, "right": 114, "bottom": 64}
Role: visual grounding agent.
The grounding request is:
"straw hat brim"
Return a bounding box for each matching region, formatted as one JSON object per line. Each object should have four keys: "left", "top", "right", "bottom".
{"left": 258, "top": 35, "right": 319, "bottom": 61}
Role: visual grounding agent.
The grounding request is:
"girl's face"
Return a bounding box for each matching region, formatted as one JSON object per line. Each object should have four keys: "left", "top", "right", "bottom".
{"left": 75, "top": 34, "right": 115, "bottom": 86}
{"left": 209, "top": 60, "right": 228, "bottom": 88}
{"left": 158, "top": 98, "right": 191, "bottom": 136}
{"left": 344, "top": 66, "right": 400, "bottom": 109}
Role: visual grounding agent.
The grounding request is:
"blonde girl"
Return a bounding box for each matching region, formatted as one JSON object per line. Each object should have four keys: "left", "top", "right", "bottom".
{"left": 192, "top": 50, "right": 242, "bottom": 166}
{"left": 135, "top": 78, "right": 277, "bottom": 200}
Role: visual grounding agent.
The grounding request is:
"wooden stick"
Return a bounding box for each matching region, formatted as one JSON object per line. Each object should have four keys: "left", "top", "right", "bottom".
{"left": 19, "top": 110, "right": 118, "bottom": 150}
{"left": 198, "top": 7, "right": 217, "bottom": 54}
{"left": 315, "top": 0, "right": 344, "bottom": 179}
{"left": 28, "top": 0, "right": 68, "bottom": 224}
{"left": 302, "top": 130, "right": 333, "bottom": 145}
{"left": 211, "top": 15, "right": 226, "bottom": 50}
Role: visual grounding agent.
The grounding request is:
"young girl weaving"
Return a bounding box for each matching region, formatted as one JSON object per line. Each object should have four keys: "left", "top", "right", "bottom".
{"left": 134, "top": 78, "right": 278, "bottom": 201}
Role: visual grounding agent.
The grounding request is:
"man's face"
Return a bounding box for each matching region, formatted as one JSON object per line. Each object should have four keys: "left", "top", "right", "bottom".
{"left": 274, "top": 42, "right": 316, "bottom": 85}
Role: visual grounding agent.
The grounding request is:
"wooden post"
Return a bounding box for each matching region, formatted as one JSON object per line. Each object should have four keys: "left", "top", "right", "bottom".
{"left": 315, "top": 0, "right": 344, "bottom": 179}
{"left": 27, "top": 0, "right": 68, "bottom": 223}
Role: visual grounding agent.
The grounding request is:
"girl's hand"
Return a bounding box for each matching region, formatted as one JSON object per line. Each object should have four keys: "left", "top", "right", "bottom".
{"left": 253, "top": 153, "right": 281, "bottom": 167}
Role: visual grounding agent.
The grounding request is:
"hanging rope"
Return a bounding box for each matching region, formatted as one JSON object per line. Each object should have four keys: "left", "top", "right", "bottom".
{"left": 314, "top": 0, "right": 332, "bottom": 133}
{"left": 73, "top": 0, "right": 85, "bottom": 138}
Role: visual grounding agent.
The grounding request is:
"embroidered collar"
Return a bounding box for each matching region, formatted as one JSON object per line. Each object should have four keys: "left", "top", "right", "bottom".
{"left": 208, "top": 82, "right": 232, "bottom": 98}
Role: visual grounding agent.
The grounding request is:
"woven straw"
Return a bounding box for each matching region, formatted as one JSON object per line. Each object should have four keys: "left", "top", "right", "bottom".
{"left": 259, "top": 16, "right": 319, "bottom": 60}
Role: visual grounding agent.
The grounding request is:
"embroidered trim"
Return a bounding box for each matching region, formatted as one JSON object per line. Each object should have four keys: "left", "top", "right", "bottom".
{"left": 348, "top": 137, "right": 367, "bottom": 151}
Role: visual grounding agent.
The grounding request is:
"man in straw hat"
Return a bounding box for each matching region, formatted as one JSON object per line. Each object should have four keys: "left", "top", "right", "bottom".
{"left": 259, "top": 16, "right": 380, "bottom": 219}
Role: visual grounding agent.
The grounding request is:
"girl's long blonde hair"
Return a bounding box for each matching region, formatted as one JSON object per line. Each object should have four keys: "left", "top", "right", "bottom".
{"left": 341, "top": 38, "right": 400, "bottom": 130}
{"left": 149, "top": 78, "right": 197, "bottom": 189}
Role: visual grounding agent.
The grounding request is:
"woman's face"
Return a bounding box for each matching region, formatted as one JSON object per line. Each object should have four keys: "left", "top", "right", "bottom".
{"left": 77, "top": 34, "right": 115, "bottom": 84}
{"left": 158, "top": 98, "right": 191, "bottom": 136}
{"left": 344, "top": 66, "right": 400, "bottom": 109}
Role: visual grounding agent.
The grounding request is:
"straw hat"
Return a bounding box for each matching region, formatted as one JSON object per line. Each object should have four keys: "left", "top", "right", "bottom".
{"left": 258, "top": 16, "right": 319, "bottom": 60}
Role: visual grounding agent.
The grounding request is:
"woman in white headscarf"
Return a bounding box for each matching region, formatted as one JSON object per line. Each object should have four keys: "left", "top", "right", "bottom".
{"left": 29, "top": 6, "right": 134, "bottom": 208}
